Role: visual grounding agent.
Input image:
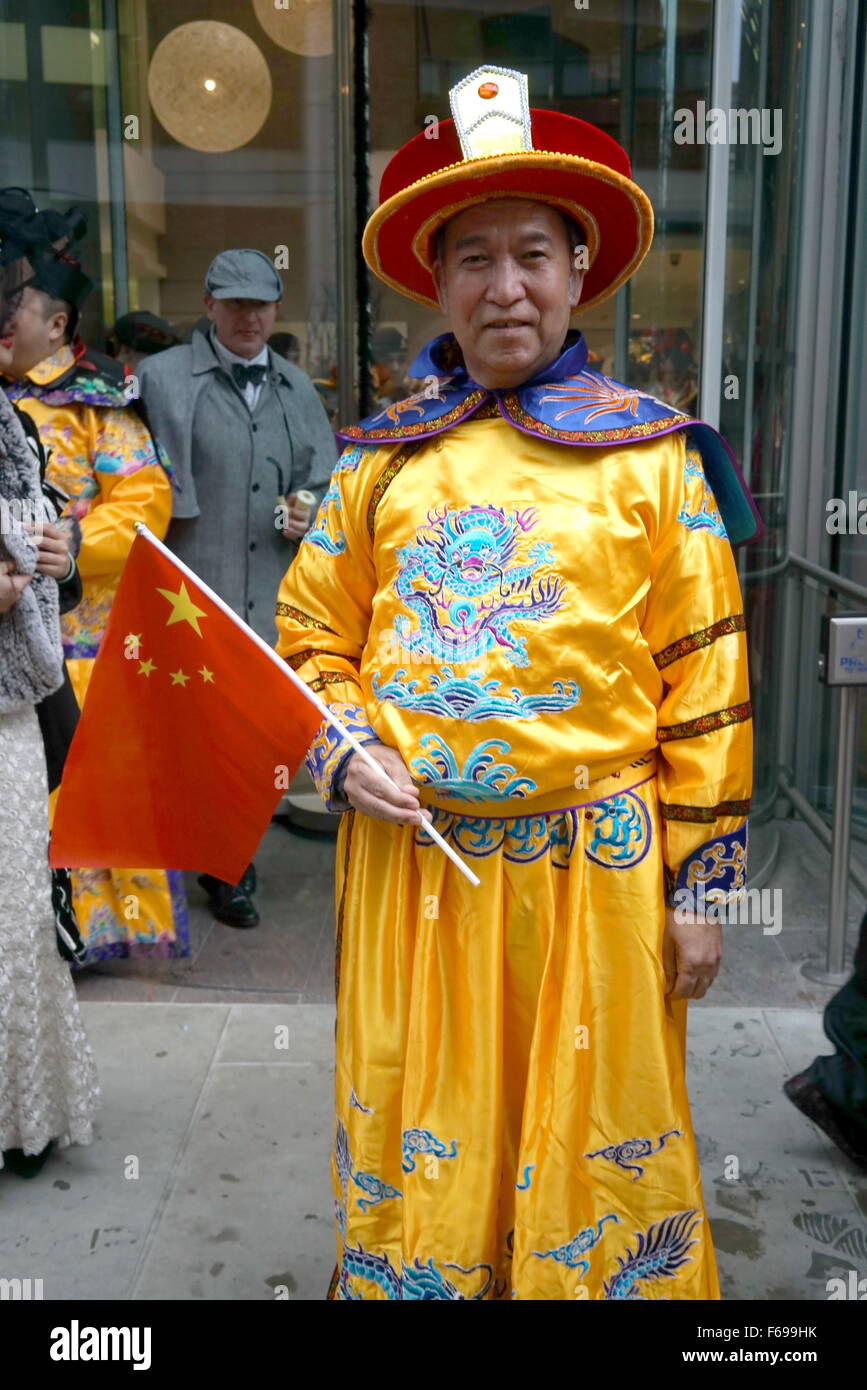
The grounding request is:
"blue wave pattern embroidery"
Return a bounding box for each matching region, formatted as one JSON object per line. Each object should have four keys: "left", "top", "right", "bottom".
{"left": 304, "top": 475, "right": 345, "bottom": 555}
{"left": 303, "top": 443, "right": 372, "bottom": 555}
{"left": 677, "top": 452, "right": 727, "bottom": 539}
{"left": 305, "top": 701, "right": 378, "bottom": 809}
{"left": 584, "top": 1129, "right": 684, "bottom": 1181}
{"left": 584, "top": 793, "right": 652, "bottom": 869}
{"left": 603, "top": 1209, "right": 702, "bottom": 1300}
{"left": 533, "top": 1213, "right": 620, "bottom": 1275}
{"left": 410, "top": 735, "right": 537, "bottom": 802}
{"left": 675, "top": 824, "right": 748, "bottom": 902}
{"left": 372, "top": 666, "right": 580, "bottom": 721}
{"left": 401, "top": 1127, "right": 459, "bottom": 1174}
{"left": 516, "top": 1164, "right": 536, "bottom": 1190}
{"left": 337, "top": 1247, "right": 493, "bottom": 1300}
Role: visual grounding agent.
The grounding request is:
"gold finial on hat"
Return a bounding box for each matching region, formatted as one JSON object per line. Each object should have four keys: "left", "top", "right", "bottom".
{"left": 448, "top": 66, "right": 533, "bottom": 160}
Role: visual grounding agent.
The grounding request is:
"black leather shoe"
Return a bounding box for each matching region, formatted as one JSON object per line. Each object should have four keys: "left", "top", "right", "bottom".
{"left": 783, "top": 1071, "right": 867, "bottom": 1170}
{"left": 239, "top": 862, "right": 257, "bottom": 896}
{"left": 197, "top": 873, "right": 260, "bottom": 929}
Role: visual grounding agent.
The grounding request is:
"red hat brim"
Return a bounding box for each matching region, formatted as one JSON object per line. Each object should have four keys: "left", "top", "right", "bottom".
{"left": 363, "top": 109, "right": 654, "bottom": 312}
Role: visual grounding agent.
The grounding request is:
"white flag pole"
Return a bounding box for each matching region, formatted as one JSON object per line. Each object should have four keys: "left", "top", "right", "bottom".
{"left": 134, "top": 524, "right": 481, "bottom": 888}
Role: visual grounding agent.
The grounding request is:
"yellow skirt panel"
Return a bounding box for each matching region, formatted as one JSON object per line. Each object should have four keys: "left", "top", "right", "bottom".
{"left": 329, "top": 771, "right": 719, "bottom": 1301}
{"left": 50, "top": 659, "right": 190, "bottom": 962}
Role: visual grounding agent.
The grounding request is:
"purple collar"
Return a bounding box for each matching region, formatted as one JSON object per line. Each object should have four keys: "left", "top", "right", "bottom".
{"left": 338, "top": 331, "right": 764, "bottom": 546}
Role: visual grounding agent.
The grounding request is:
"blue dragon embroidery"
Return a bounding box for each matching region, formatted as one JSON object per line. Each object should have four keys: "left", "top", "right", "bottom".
{"left": 338, "top": 1243, "right": 403, "bottom": 1300}
{"left": 402, "top": 1257, "right": 494, "bottom": 1300}
{"left": 335, "top": 1119, "right": 402, "bottom": 1216}
{"left": 353, "top": 1171, "right": 403, "bottom": 1214}
{"left": 533, "top": 1214, "right": 619, "bottom": 1273}
{"left": 516, "top": 1163, "right": 536, "bottom": 1190}
{"left": 401, "top": 1127, "right": 459, "bottom": 1174}
{"left": 603, "top": 1209, "right": 702, "bottom": 1300}
{"left": 410, "top": 735, "right": 537, "bottom": 802}
{"left": 392, "top": 503, "right": 562, "bottom": 667}
{"left": 585, "top": 1129, "right": 683, "bottom": 1180}
{"left": 677, "top": 454, "right": 727, "bottom": 538}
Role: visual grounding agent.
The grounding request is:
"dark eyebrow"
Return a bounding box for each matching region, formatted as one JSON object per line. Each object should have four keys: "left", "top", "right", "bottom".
{"left": 451, "top": 229, "right": 557, "bottom": 252}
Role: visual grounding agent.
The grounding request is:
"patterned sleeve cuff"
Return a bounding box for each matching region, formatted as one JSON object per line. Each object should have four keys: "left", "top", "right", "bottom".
{"left": 664, "top": 823, "right": 748, "bottom": 914}
{"left": 305, "top": 700, "right": 380, "bottom": 812}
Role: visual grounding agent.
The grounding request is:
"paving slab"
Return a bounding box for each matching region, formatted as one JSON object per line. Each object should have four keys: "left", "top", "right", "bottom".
{"left": 131, "top": 1005, "right": 335, "bottom": 1302}
{"left": 0, "top": 1003, "right": 229, "bottom": 1300}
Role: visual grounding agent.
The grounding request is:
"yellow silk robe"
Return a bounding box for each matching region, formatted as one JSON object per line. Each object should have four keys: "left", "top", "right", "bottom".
{"left": 9, "top": 346, "right": 188, "bottom": 962}
{"left": 275, "top": 407, "right": 752, "bottom": 1300}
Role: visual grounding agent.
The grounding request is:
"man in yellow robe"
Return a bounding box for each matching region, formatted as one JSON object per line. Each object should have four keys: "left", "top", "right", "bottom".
{"left": 1, "top": 201, "right": 186, "bottom": 963}
{"left": 275, "top": 68, "right": 760, "bottom": 1300}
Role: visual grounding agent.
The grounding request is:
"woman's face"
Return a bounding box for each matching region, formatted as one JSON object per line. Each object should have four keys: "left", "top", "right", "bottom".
{"left": 0, "top": 255, "right": 33, "bottom": 369}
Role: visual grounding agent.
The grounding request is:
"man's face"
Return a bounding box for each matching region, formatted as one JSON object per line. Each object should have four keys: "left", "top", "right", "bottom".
{"left": 3, "top": 287, "right": 67, "bottom": 377}
{"left": 205, "top": 295, "right": 279, "bottom": 359}
{"left": 431, "top": 199, "right": 584, "bottom": 389}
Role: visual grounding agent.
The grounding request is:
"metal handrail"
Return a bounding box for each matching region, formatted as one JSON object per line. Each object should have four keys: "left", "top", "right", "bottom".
{"left": 763, "top": 554, "right": 867, "bottom": 982}
{"left": 745, "top": 550, "right": 867, "bottom": 604}
{"left": 780, "top": 773, "right": 867, "bottom": 903}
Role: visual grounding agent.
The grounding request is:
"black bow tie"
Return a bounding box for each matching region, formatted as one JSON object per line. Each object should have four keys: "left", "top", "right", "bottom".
{"left": 231, "top": 362, "right": 267, "bottom": 388}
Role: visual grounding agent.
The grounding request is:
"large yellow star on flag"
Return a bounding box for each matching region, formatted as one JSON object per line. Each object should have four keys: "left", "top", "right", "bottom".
{"left": 157, "top": 581, "right": 208, "bottom": 637}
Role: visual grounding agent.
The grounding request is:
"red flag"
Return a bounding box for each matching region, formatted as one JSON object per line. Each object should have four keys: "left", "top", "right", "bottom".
{"left": 50, "top": 532, "right": 324, "bottom": 883}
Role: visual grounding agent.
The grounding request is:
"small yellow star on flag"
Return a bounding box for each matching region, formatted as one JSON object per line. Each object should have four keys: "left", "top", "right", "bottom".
{"left": 199, "top": 665, "right": 215, "bottom": 684}
{"left": 138, "top": 658, "right": 157, "bottom": 677}
{"left": 170, "top": 668, "right": 190, "bottom": 687}
{"left": 157, "top": 581, "right": 208, "bottom": 636}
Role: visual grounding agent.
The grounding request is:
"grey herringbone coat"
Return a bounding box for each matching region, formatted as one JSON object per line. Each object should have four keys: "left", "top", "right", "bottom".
{"left": 139, "top": 329, "right": 337, "bottom": 643}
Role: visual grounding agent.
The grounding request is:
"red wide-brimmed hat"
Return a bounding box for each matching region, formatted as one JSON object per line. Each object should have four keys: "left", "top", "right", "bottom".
{"left": 363, "top": 66, "right": 654, "bottom": 314}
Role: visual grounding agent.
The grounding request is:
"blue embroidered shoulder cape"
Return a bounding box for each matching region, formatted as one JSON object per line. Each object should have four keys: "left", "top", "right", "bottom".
{"left": 337, "top": 332, "right": 763, "bottom": 547}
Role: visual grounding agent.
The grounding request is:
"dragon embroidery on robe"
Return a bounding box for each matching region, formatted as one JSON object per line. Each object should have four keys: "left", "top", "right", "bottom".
{"left": 373, "top": 502, "right": 581, "bottom": 721}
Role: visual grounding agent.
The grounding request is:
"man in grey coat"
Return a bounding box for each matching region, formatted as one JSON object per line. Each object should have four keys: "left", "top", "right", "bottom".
{"left": 139, "top": 248, "right": 337, "bottom": 929}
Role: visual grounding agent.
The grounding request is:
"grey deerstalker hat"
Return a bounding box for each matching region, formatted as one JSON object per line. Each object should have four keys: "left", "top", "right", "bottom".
{"left": 204, "top": 248, "right": 282, "bottom": 302}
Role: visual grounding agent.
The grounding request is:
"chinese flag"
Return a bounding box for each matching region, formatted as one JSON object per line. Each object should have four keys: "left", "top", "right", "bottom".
{"left": 50, "top": 533, "right": 324, "bottom": 883}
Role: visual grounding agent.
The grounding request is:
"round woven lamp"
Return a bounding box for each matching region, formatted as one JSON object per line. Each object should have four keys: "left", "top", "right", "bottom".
{"left": 252, "top": 0, "right": 332, "bottom": 57}
{"left": 148, "top": 21, "right": 272, "bottom": 152}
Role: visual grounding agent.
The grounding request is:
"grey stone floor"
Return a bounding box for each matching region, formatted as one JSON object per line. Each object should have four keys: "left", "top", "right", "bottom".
{"left": 1, "top": 814, "right": 865, "bottom": 1301}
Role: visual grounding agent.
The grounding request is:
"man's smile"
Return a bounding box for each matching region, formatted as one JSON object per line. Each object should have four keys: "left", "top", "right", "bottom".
{"left": 483, "top": 320, "right": 533, "bottom": 331}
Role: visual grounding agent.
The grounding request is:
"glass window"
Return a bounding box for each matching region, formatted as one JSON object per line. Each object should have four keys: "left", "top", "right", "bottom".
{"left": 0, "top": 0, "right": 338, "bottom": 399}
{"left": 717, "top": 0, "right": 808, "bottom": 827}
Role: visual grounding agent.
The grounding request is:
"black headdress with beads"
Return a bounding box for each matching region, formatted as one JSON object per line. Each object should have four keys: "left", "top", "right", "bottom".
{"left": 0, "top": 187, "right": 93, "bottom": 306}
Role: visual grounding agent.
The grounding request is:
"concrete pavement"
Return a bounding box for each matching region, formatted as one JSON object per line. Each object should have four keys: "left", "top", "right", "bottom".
{"left": 1, "top": 816, "right": 865, "bottom": 1301}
